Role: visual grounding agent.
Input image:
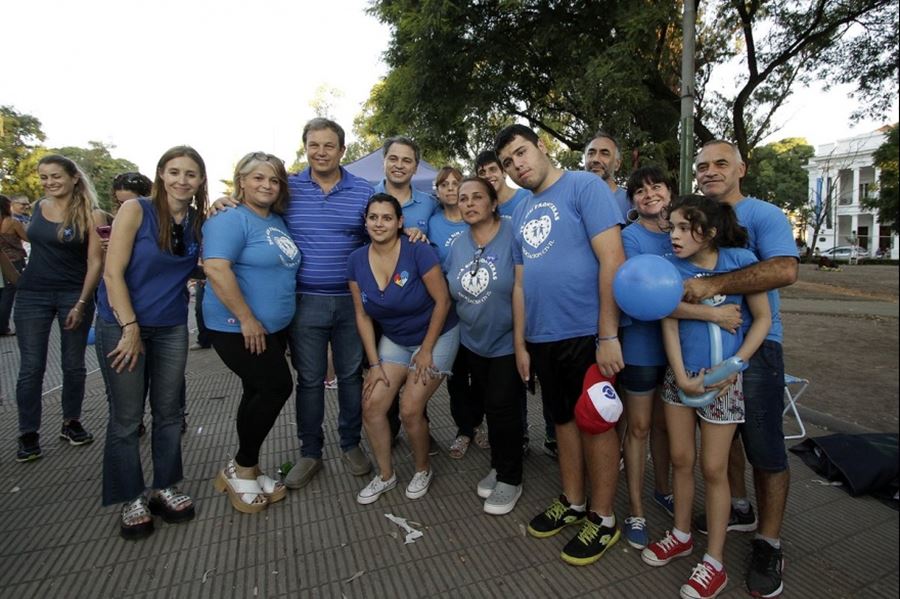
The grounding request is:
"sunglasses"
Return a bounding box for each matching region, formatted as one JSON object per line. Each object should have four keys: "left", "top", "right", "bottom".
{"left": 471, "top": 246, "right": 485, "bottom": 276}
{"left": 171, "top": 222, "right": 186, "bottom": 257}
{"left": 249, "top": 152, "right": 284, "bottom": 164}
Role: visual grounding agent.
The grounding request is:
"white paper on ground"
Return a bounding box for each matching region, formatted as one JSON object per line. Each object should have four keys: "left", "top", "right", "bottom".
{"left": 384, "top": 513, "right": 424, "bottom": 544}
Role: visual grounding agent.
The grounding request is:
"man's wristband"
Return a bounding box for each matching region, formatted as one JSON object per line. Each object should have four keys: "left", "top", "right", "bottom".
{"left": 597, "top": 335, "right": 618, "bottom": 342}
{"left": 120, "top": 320, "right": 137, "bottom": 330}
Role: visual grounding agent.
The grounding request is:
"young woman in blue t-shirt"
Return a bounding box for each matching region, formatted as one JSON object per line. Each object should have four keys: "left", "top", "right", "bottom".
{"left": 347, "top": 193, "right": 459, "bottom": 504}
{"left": 641, "top": 195, "right": 771, "bottom": 599}
{"left": 204, "top": 152, "right": 300, "bottom": 515}
{"left": 96, "top": 146, "right": 208, "bottom": 540}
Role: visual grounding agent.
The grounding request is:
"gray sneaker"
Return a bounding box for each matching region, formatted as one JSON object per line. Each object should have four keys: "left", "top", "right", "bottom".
{"left": 477, "top": 468, "right": 497, "bottom": 498}
{"left": 342, "top": 446, "right": 372, "bottom": 476}
{"left": 484, "top": 481, "right": 522, "bottom": 515}
{"left": 283, "top": 457, "right": 323, "bottom": 489}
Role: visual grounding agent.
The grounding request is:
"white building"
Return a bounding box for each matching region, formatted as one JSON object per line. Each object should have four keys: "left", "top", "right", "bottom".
{"left": 804, "top": 126, "right": 897, "bottom": 259}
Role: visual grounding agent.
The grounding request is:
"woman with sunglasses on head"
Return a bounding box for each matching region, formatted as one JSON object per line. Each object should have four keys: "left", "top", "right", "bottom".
{"left": 203, "top": 152, "right": 300, "bottom": 513}
{"left": 13, "top": 155, "right": 106, "bottom": 462}
{"left": 444, "top": 176, "right": 525, "bottom": 514}
{"left": 349, "top": 193, "right": 459, "bottom": 504}
{"left": 95, "top": 146, "right": 207, "bottom": 539}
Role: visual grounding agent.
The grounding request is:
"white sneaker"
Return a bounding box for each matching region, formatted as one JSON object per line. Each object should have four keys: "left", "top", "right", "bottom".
{"left": 483, "top": 481, "right": 522, "bottom": 516}
{"left": 477, "top": 468, "right": 497, "bottom": 498}
{"left": 356, "top": 473, "right": 397, "bottom": 505}
{"left": 405, "top": 469, "right": 433, "bottom": 499}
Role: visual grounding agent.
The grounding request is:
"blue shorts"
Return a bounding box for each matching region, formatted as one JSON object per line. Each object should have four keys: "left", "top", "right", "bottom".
{"left": 739, "top": 340, "right": 788, "bottom": 472}
{"left": 620, "top": 364, "right": 667, "bottom": 395}
{"left": 379, "top": 325, "right": 460, "bottom": 376}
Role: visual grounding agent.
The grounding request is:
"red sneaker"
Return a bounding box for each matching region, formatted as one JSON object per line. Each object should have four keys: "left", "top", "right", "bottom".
{"left": 680, "top": 561, "right": 728, "bottom": 599}
{"left": 641, "top": 530, "right": 694, "bottom": 566}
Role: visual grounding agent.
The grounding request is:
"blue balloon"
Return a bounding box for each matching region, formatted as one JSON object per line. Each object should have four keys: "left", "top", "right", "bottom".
{"left": 87, "top": 326, "right": 96, "bottom": 345}
{"left": 613, "top": 255, "right": 683, "bottom": 321}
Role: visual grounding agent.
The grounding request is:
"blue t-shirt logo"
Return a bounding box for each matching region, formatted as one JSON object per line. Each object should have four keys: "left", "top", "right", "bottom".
{"left": 519, "top": 201, "right": 561, "bottom": 259}
{"left": 266, "top": 227, "right": 300, "bottom": 267}
{"left": 461, "top": 267, "right": 489, "bottom": 297}
{"left": 393, "top": 270, "right": 409, "bottom": 287}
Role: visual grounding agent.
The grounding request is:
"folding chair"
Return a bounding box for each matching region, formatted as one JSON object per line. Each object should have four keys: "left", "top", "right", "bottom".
{"left": 783, "top": 373, "right": 809, "bottom": 440}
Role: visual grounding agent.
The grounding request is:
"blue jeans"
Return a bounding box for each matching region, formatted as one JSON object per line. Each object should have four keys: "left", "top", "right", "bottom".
{"left": 96, "top": 318, "right": 188, "bottom": 505}
{"left": 14, "top": 289, "right": 94, "bottom": 435}
{"left": 740, "top": 340, "right": 788, "bottom": 472}
{"left": 288, "top": 294, "right": 363, "bottom": 458}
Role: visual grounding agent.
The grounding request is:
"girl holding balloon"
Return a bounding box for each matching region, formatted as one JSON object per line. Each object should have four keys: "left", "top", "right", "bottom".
{"left": 639, "top": 194, "right": 770, "bottom": 599}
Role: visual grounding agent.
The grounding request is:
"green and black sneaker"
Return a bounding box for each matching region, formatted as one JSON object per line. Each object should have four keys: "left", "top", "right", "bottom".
{"left": 527, "top": 495, "right": 586, "bottom": 538}
{"left": 560, "top": 511, "right": 620, "bottom": 566}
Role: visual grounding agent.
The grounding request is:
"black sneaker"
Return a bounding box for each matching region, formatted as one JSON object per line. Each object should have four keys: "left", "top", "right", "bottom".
{"left": 747, "top": 539, "right": 784, "bottom": 598}
{"left": 543, "top": 437, "right": 558, "bottom": 458}
{"left": 16, "top": 433, "right": 42, "bottom": 462}
{"left": 560, "top": 511, "right": 621, "bottom": 566}
{"left": 60, "top": 421, "right": 94, "bottom": 446}
{"left": 527, "top": 495, "right": 586, "bottom": 538}
{"left": 694, "top": 504, "right": 757, "bottom": 535}
{"left": 522, "top": 436, "right": 531, "bottom": 457}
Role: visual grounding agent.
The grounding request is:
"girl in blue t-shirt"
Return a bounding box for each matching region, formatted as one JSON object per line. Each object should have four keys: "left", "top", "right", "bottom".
{"left": 347, "top": 193, "right": 459, "bottom": 505}
{"left": 641, "top": 195, "right": 771, "bottom": 598}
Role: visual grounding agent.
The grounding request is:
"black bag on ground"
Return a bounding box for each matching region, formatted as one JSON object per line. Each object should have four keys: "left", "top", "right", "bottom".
{"left": 790, "top": 433, "right": 898, "bottom": 504}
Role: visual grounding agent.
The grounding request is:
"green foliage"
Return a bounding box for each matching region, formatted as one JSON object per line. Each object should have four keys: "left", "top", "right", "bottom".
{"left": 0, "top": 105, "right": 46, "bottom": 194}
{"left": 53, "top": 142, "right": 139, "bottom": 213}
{"left": 363, "top": 0, "right": 898, "bottom": 168}
{"left": 863, "top": 124, "right": 899, "bottom": 232}
{"left": 741, "top": 137, "right": 815, "bottom": 212}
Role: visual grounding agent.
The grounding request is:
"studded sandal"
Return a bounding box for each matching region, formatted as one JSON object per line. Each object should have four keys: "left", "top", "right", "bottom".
{"left": 148, "top": 486, "right": 196, "bottom": 523}
{"left": 120, "top": 496, "right": 154, "bottom": 540}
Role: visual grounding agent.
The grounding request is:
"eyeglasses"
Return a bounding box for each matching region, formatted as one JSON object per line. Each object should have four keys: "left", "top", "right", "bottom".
{"left": 249, "top": 152, "right": 284, "bottom": 164}
{"left": 171, "top": 222, "right": 186, "bottom": 256}
{"left": 471, "top": 246, "right": 485, "bottom": 276}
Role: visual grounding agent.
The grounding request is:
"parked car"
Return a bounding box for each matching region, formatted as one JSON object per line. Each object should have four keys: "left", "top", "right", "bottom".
{"left": 820, "top": 246, "right": 870, "bottom": 259}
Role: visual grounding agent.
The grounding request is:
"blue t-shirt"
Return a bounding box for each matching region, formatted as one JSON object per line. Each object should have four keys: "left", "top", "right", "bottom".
{"left": 612, "top": 187, "right": 631, "bottom": 222}
{"left": 733, "top": 197, "right": 799, "bottom": 344}
{"left": 668, "top": 247, "right": 758, "bottom": 372}
{"left": 511, "top": 171, "right": 623, "bottom": 342}
{"left": 97, "top": 199, "right": 201, "bottom": 327}
{"left": 498, "top": 187, "right": 532, "bottom": 220}
{"left": 347, "top": 237, "right": 458, "bottom": 346}
{"left": 374, "top": 181, "right": 439, "bottom": 235}
{"left": 201, "top": 206, "right": 300, "bottom": 333}
{"left": 444, "top": 220, "right": 516, "bottom": 357}
{"left": 620, "top": 222, "right": 673, "bottom": 366}
{"left": 428, "top": 211, "right": 468, "bottom": 264}
{"left": 283, "top": 167, "right": 372, "bottom": 296}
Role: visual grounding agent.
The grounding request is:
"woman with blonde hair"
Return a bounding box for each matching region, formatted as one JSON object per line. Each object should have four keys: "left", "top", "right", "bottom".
{"left": 204, "top": 152, "right": 300, "bottom": 513}
{"left": 95, "top": 145, "right": 207, "bottom": 539}
{"left": 14, "top": 154, "right": 105, "bottom": 462}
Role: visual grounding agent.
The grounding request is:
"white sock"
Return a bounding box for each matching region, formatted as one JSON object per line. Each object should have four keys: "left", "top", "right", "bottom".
{"left": 703, "top": 553, "right": 723, "bottom": 571}
{"left": 565, "top": 495, "right": 586, "bottom": 512}
{"left": 596, "top": 513, "right": 616, "bottom": 528}
{"left": 755, "top": 533, "right": 781, "bottom": 549}
{"left": 732, "top": 497, "right": 751, "bottom": 512}
{"left": 673, "top": 527, "right": 692, "bottom": 543}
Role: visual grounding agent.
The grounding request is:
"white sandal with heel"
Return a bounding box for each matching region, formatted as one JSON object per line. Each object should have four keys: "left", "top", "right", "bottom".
{"left": 213, "top": 459, "right": 268, "bottom": 513}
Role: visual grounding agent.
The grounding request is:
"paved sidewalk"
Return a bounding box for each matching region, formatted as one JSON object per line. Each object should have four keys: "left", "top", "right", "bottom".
{"left": 1, "top": 336, "right": 897, "bottom": 598}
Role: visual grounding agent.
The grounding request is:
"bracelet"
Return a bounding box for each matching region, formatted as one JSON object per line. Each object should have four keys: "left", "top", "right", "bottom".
{"left": 597, "top": 335, "right": 618, "bottom": 342}
{"left": 369, "top": 359, "right": 382, "bottom": 368}
{"left": 77, "top": 299, "right": 87, "bottom": 305}
{"left": 120, "top": 320, "right": 137, "bottom": 330}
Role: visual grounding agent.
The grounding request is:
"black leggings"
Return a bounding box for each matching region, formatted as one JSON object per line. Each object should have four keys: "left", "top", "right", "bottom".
{"left": 211, "top": 330, "right": 293, "bottom": 467}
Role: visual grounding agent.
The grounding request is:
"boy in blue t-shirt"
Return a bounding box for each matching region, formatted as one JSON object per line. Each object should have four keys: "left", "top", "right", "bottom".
{"left": 495, "top": 125, "right": 625, "bottom": 567}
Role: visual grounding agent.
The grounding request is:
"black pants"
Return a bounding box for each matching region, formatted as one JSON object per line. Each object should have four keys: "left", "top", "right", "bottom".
{"left": 211, "top": 330, "right": 293, "bottom": 467}
{"left": 449, "top": 349, "right": 483, "bottom": 438}
{"left": 464, "top": 346, "right": 525, "bottom": 485}
{"left": 194, "top": 282, "right": 212, "bottom": 347}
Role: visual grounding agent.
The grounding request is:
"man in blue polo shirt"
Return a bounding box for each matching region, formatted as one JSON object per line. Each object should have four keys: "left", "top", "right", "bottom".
{"left": 584, "top": 131, "right": 630, "bottom": 221}
{"left": 279, "top": 118, "right": 376, "bottom": 487}
{"left": 684, "top": 139, "right": 799, "bottom": 599}
{"left": 373, "top": 136, "right": 439, "bottom": 237}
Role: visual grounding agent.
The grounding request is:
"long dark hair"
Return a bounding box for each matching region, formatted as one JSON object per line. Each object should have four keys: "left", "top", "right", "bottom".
{"left": 151, "top": 146, "right": 208, "bottom": 252}
{"left": 458, "top": 176, "right": 500, "bottom": 221}
{"left": 665, "top": 194, "right": 748, "bottom": 249}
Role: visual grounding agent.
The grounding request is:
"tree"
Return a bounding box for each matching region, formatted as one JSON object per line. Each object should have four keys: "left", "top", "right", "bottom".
{"left": 0, "top": 106, "right": 46, "bottom": 193}
{"left": 364, "top": 0, "right": 898, "bottom": 168}
{"left": 863, "top": 124, "right": 899, "bottom": 233}
{"left": 741, "top": 138, "right": 815, "bottom": 214}
{"left": 54, "top": 142, "right": 139, "bottom": 212}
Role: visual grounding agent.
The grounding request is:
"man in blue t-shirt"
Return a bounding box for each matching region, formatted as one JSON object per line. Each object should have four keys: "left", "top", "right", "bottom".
{"left": 583, "top": 132, "right": 630, "bottom": 221}
{"left": 373, "top": 136, "right": 439, "bottom": 237}
{"left": 684, "top": 139, "right": 799, "bottom": 599}
{"left": 495, "top": 124, "right": 626, "bottom": 567}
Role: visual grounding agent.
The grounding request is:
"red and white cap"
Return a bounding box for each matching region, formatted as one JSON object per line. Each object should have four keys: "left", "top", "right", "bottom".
{"left": 574, "top": 364, "right": 623, "bottom": 435}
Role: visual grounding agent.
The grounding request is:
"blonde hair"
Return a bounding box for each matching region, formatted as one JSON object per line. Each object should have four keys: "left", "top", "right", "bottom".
{"left": 232, "top": 152, "right": 290, "bottom": 214}
{"left": 38, "top": 154, "right": 98, "bottom": 241}
{"left": 151, "top": 146, "right": 208, "bottom": 252}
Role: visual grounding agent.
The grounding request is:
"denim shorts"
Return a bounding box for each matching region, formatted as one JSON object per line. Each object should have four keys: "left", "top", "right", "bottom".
{"left": 620, "top": 364, "right": 667, "bottom": 395}
{"left": 379, "top": 325, "right": 460, "bottom": 375}
{"left": 739, "top": 340, "right": 788, "bottom": 472}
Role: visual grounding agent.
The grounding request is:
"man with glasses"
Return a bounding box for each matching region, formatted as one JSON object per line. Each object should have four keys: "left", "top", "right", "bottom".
{"left": 10, "top": 195, "right": 31, "bottom": 226}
